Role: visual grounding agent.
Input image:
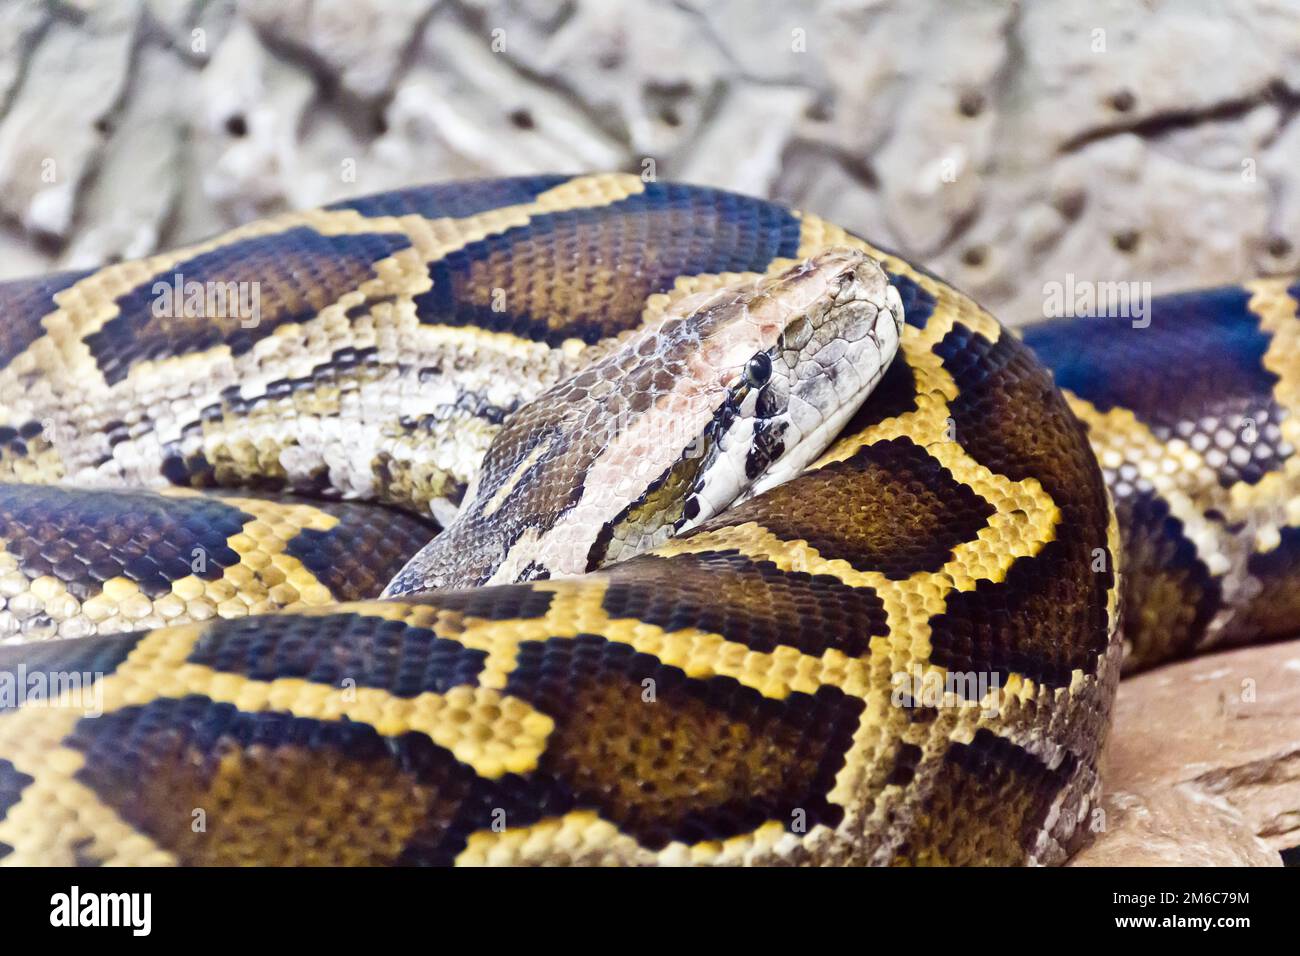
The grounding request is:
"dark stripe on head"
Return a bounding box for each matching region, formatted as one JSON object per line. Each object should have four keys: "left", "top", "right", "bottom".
{"left": 583, "top": 442, "right": 711, "bottom": 572}
{"left": 744, "top": 419, "right": 787, "bottom": 481}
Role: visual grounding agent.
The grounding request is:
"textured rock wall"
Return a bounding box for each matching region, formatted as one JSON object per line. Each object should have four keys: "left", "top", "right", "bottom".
{"left": 2, "top": 0, "right": 1299, "bottom": 324}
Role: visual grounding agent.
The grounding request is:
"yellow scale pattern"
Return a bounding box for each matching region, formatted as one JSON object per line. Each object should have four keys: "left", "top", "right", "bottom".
{"left": 14, "top": 172, "right": 1277, "bottom": 866}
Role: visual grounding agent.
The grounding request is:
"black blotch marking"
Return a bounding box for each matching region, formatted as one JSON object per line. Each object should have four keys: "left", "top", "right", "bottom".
{"left": 282, "top": 501, "right": 435, "bottom": 601}
{"left": 602, "top": 550, "right": 886, "bottom": 657}
{"left": 887, "top": 274, "right": 937, "bottom": 329}
{"left": 85, "top": 228, "right": 411, "bottom": 385}
{"left": 886, "top": 743, "right": 923, "bottom": 787}
{"left": 503, "top": 634, "right": 863, "bottom": 850}
{"left": 840, "top": 359, "right": 918, "bottom": 437}
{"left": 0, "top": 631, "right": 141, "bottom": 713}
{"left": 0, "top": 759, "right": 34, "bottom": 833}
{"left": 1114, "top": 489, "right": 1222, "bottom": 670}
{"left": 327, "top": 175, "right": 571, "bottom": 220}
{"left": 697, "top": 437, "right": 995, "bottom": 581}
{"left": 67, "top": 696, "right": 563, "bottom": 866}
{"left": 928, "top": 324, "right": 1113, "bottom": 687}
{"left": 412, "top": 182, "right": 801, "bottom": 346}
{"left": 411, "top": 583, "right": 555, "bottom": 622}
{"left": 0, "top": 268, "right": 95, "bottom": 370}
{"left": 1023, "top": 285, "right": 1290, "bottom": 488}
{"left": 186, "top": 612, "right": 486, "bottom": 695}
{"left": 0, "top": 485, "right": 246, "bottom": 599}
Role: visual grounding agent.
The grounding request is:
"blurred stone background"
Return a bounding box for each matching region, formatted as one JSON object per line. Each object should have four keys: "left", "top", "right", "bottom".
{"left": 1, "top": 0, "right": 1300, "bottom": 323}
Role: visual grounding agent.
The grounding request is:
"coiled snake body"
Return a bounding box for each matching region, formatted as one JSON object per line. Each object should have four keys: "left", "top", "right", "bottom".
{"left": 0, "top": 174, "right": 1296, "bottom": 865}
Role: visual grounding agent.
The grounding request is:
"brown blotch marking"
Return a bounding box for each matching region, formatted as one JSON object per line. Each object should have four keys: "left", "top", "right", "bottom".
{"left": 282, "top": 500, "right": 436, "bottom": 600}
{"left": 186, "top": 612, "right": 487, "bottom": 695}
{"left": 0, "top": 268, "right": 94, "bottom": 371}
{"left": 84, "top": 228, "right": 412, "bottom": 385}
{"left": 0, "top": 632, "right": 141, "bottom": 714}
{"left": 1113, "top": 491, "right": 1221, "bottom": 672}
{"left": 412, "top": 581, "right": 556, "bottom": 622}
{"left": 693, "top": 437, "right": 995, "bottom": 580}
{"left": 504, "top": 635, "right": 863, "bottom": 850}
{"left": 67, "top": 697, "right": 542, "bottom": 866}
{"left": 0, "top": 485, "right": 246, "bottom": 600}
{"left": 928, "top": 325, "right": 1113, "bottom": 686}
{"left": 413, "top": 183, "right": 802, "bottom": 346}
{"left": 893, "top": 729, "right": 1077, "bottom": 865}
{"left": 601, "top": 551, "right": 886, "bottom": 656}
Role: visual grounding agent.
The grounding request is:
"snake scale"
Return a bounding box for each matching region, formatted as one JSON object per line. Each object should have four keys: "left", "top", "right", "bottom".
{"left": 0, "top": 173, "right": 1296, "bottom": 866}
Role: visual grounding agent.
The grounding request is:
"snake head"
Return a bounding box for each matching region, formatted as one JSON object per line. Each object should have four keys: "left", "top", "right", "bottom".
{"left": 383, "top": 247, "right": 904, "bottom": 595}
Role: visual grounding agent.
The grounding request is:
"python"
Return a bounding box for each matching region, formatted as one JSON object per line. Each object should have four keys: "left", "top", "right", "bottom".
{"left": 0, "top": 175, "right": 1294, "bottom": 865}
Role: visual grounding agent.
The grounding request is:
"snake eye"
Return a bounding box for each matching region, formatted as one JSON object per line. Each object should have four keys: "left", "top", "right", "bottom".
{"left": 744, "top": 352, "right": 772, "bottom": 389}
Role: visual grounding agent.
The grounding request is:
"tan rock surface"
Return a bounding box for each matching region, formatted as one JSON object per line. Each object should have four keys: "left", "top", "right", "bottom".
{"left": 1070, "top": 638, "right": 1300, "bottom": 867}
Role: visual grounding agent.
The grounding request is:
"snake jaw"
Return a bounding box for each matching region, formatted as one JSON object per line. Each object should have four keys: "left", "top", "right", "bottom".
{"left": 684, "top": 251, "right": 905, "bottom": 519}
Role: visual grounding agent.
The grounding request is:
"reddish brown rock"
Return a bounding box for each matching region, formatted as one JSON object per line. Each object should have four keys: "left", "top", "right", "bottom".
{"left": 1070, "top": 638, "right": 1300, "bottom": 866}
